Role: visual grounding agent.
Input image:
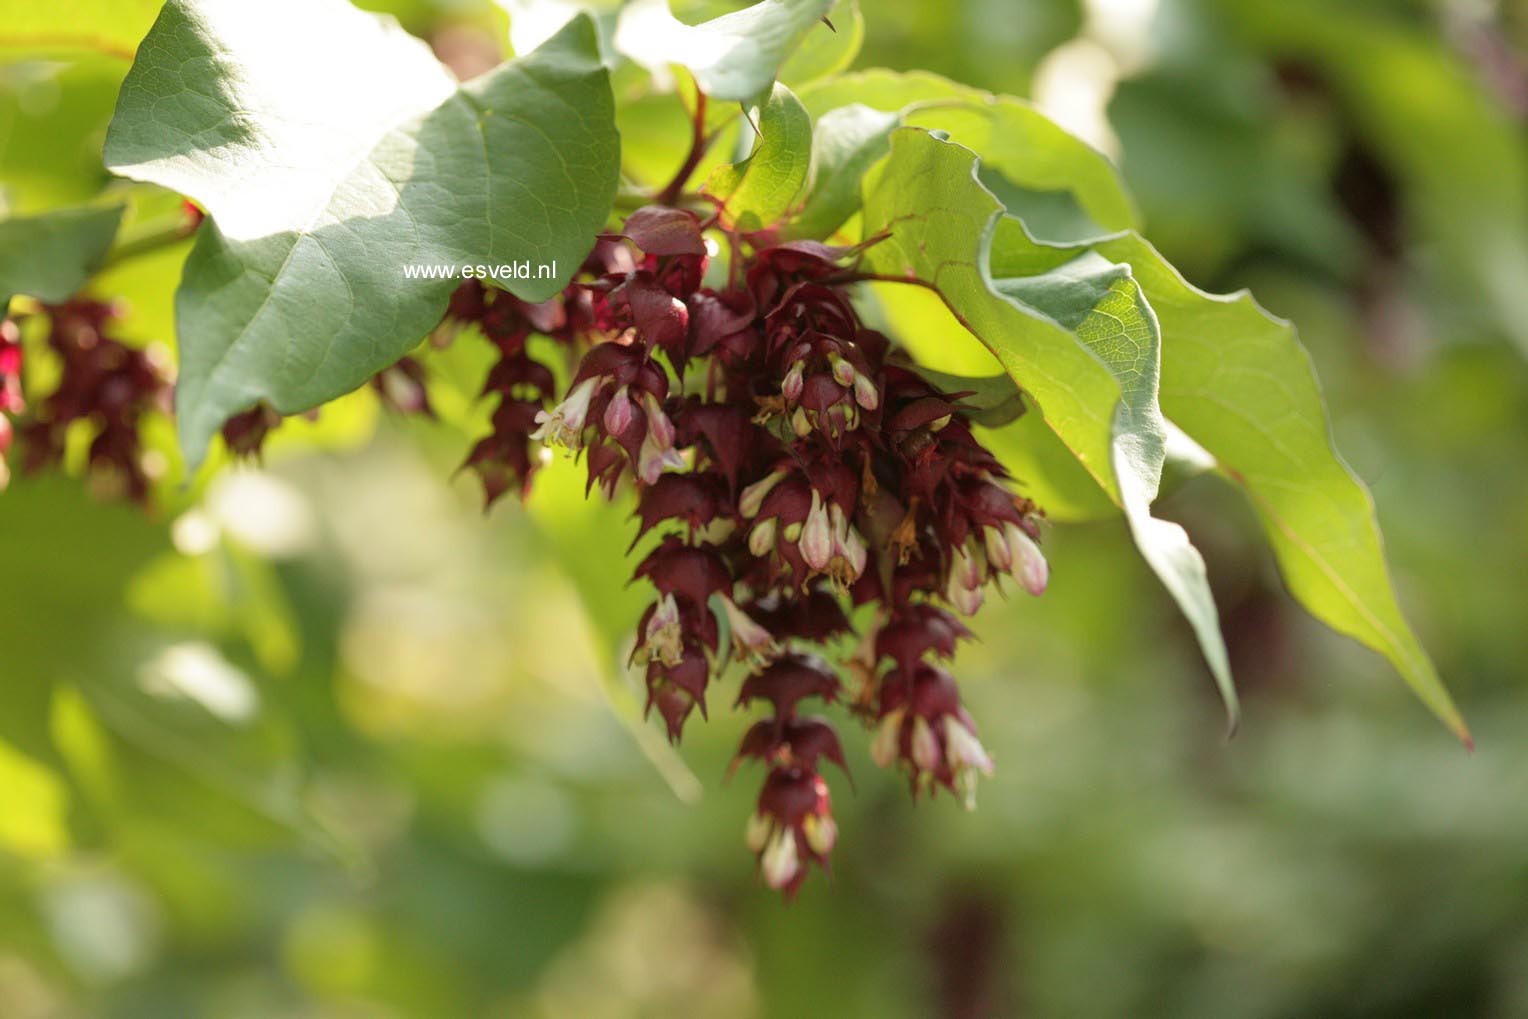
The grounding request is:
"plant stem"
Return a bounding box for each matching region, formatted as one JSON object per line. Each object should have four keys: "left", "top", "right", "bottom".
{"left": 657, "top": 91, "right": 711, "bottom": 207}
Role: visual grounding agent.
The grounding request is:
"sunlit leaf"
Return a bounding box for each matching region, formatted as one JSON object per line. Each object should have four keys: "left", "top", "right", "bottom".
{"left": 104, "top": 2, "right": 620, "bottom": 469}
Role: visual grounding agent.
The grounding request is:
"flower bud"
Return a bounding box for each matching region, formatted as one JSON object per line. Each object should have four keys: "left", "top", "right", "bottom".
{"left": 791, "top": 407, "right": 813, "bottom": 438}
{"left": 853, "top": 372, "right": 880, "bottom": 411}
{"left": 641, "top": 391, "right": 676, "bottom": 449}
{"left": 1004, "top": 521, "right": 1048, "bottom": 596}
{"left": 739, "top": 469, "right": 788, "bottom": 518}
{"left": 910, "top": 716, "right": 941, "bottom": 772}
{"left": 802, "top": 812, "right": 837, "bottom": 856}
{"left": 749, "top": 517, "right": 779, "bottom": 557}
{"left": 782, "top": 361, "right": 805, "bottom": 403}
{"left": 871, "top": 709, "right": 905, "bottom": 768}
{"left": 828, "top": 353, "right": 855, "bottom": 387}
{"left": 745, "top": 812, "right": 773, "bottom": 853}
{"left": 603, "top": 384, "right": 635, "bottom": 435}
{"left": 760, "top": 827, "right": 801, "bottom": 890}
{"left": 983, "top": 524, "right": 1012, "bottom": 572}
{"left": 800, "top": 491, "right": 834, "bottom": 571}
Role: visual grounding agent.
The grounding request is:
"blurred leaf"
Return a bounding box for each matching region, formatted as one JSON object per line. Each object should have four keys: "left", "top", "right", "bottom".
{"left": 777, "top": 0, "right": 862, "bottom": 91}
{"left": 0, "top": 204, "right": 122, "bottom": 311}
{"left": 0, "top": 740, "right": 70, "bottom": 858}
{"left": 524, "top": 458, "right": 702, "bottom": 803}
{"left": 705, "top": 82, "right": 812, "bottom": 231}
{"left": 0, "top": 0, "right": 162, "bottom": 61}
{"left": 0, "top": 59, "right": 126, "bottom": 214}
{"left": 104, "top": 4, "right": 620, "bottom": 469}
{"left": 615, "top": 0, "right": 834, "bottom": 101}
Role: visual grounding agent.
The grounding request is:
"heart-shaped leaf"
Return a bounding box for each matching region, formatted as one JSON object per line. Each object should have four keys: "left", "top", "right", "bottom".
{"left": 104, "top": 1, "right": 620, "bottom": 469}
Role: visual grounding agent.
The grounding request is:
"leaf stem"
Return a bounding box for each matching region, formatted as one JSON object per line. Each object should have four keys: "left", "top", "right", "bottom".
{"left": 102, "top": 207, "right": 203, "bottom": 270}
{"left": 657, "top": 91, "right": 711, "bottom": 207}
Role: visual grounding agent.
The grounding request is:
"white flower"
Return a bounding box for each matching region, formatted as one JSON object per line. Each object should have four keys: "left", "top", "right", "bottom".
{"left": 800, "top": 491, "right": 834, "bottom": 571}
{"left": 910, "top": 716, "right": 941, "bottom": 772}
{"left": 721, "top": 596, "right": 778, "bottom": 662}
{"left": 530, "top": 376, "right": 601, "bottom": 449}
{"left": 853, "top": 372, "right": 880, "bottom": 411}
{"left": 642, "top": 593, "right": 685, "bottom": 667}
{"left": 636, "top": 430, "right": 686, "bottom": 484}
{"left": 760, "top": 826, "right": 801, "bottom": 890}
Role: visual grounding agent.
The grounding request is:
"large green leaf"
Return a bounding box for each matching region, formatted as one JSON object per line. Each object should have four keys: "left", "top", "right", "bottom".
{"left": 0, "top": 0, "right": 162, "bottom": 61}
{"left": 864, "top": 129, "right": 1463, "bottom": 741}
{"left": 704, "top": 82, "right": 812, "bottom": 232}
{"left": 614, "top": 0, "right": 834, "bottom": 101}
{"left": 0, "top": 204, "right": 123, "bottom": 314}
{"left": 862, "top": 129, "right": 1236, "bottom": 725}
{"left": 104, "top": 1, "right": 620, "bottom": 469}
{"left": 1096, "top": 231, "right": 1470, "bottom": 744}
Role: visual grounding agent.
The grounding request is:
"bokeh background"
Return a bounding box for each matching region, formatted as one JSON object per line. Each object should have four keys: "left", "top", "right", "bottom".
{"left": 3, "top": 0, "right": 1527, "bottom": 1016}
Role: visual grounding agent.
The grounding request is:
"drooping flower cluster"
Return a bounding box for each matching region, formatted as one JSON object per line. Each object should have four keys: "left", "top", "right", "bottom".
{"left": 513, "top": 205, "right": 1049, "bottom": 896}
{"left": 12, "top": 298, "right": 172, "bottom": 502}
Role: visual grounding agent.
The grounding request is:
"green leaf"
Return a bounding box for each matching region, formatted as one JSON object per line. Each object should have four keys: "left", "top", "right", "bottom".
{"left": 783, "top": 102, "right": 900, "bottom": 241}
{"left": 104, "top": 2, "right": 620, "bottom": 470}
{"left": 704, "top": 82, "right": 812, "bottom": 232}
{"left": 777, "top": 0, "right": 862, "bottom": 91}
{"left": 0, "top": 204, "right": 123, "bottom": 314}
{"left": 862, "top": 129, "right": 1238, "bottom": 727}
{"left": 1094, "top": 231, "right": 1471, "bottom": 744}
{"left": 801, "top": 68, "right": 1139, "bottom": 242}
{"left": 0, "top": 0, "right": 163, "bottom": 61}
{"left": 614, "top": 0, "right": 834, "bottom": 101}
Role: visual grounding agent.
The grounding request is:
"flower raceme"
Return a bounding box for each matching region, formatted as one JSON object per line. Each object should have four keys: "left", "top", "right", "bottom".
{"left": 480, "top": 205, "right": 1049, "bottom": 896}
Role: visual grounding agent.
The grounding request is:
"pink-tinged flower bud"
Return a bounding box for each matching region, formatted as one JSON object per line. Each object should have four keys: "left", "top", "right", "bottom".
{"left": 782, "top": 361, "right": 805, "bottom": 402}
{"left": 636, "top": 431, "right": 686, "bottom": 484}
{"left": 1004, "top": 521, "right": 1048, "bottom": 596}
{"left": 945, "top": 717, "right": 995, "bottom": 809}
{"left": 643, "top": 593, "right": 685, "bottom": 667}
{"left": 952, "top": 542, "right": 983, "bottom": 590}
{"left": 853, "top": 373, "right": 880, "bottom": 411}
{"left": 871, "top": 709, "right": 905, "bottom": 768}
{"left": 739, "top": 470, "right": 788, "bottom": 518}
{"left": 721, "top": 596, "right": 779, "bottom": 662}
{"left": 983, "top": 524, "right": 1012, "bottom": 572}
{"left": 642, "top": 392, "right": 676, "bottom": 449}
{"left": 530, "top": 376, "right": 601, "bottom": 449}
{"left": 946, "top": 572, "right": 984, "bottom": 616}
{"left": 802, "top": 812, "right": 837, "bottom": 856}
{"left": 749, "top": 517, "right": 779, "bottom": 557}
{"left": 745, "top": 812, "right": 773, "bottom": 853}
{"left": 910, "top": 716, "right": 942, "bottom": 772}
{"left": 827, "top": 504, "right": 868, "bottom": 585}
{"left": 791, "top": 407, "right": 813, "bottom": 438}
{"left": 760, "top": 827, "right": 801, "bottom": 890}
{"left": 828, "top": 354, "right": 855, "bottom": 388}
{"left": 603, "top": 384, "right": 635, "bottom": 435}
{"left": 800, "top": 491, "right": 834, "bottom": 571}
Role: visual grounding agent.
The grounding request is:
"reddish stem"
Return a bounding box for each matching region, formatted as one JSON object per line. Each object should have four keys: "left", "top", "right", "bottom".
{"left": 657, "top": 92, "right": 711, "bottom": 207}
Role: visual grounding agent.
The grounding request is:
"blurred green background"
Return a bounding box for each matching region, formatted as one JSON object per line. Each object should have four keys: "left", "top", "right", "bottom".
{"left": 3, "top": 0, "right": 1527, "bottom": 1016}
